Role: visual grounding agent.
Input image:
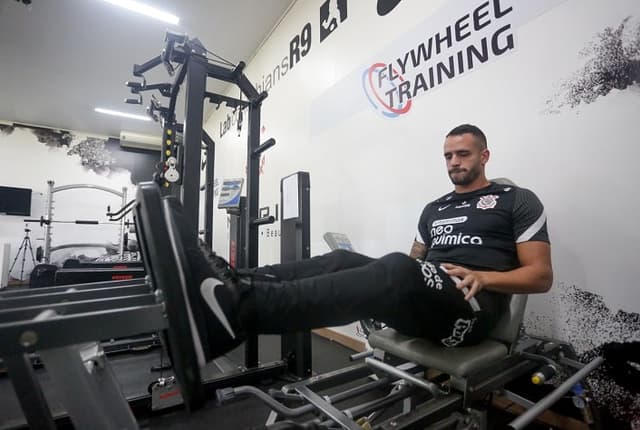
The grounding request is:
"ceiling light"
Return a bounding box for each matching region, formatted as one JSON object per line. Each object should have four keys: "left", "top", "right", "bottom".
{"left": 103, "top": 0, "right": 180, "bottom": 25}
{"left": 95, "top": 107, "right": 151, "bottom": 121}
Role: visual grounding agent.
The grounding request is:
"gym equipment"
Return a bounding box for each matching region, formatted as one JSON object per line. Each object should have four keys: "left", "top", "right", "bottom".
{"left": 322, "top": 232, "right": 355, "bottom": 252}
{"left": 218, "top": 183, "right": 600, "bottom": 429}
{"left": 24, "top": 215, "right": 122, "bottom": 227}
{"left": 36, "top": 181, "right": 129, "bottom": 264}
{"left": 62, "top": 258, "right": 143, "bottom": 269}
{"left": 0, "top": 275, "right": 161, "bottom": 429}
{"left": 130, "top": 31, "right": 277, "bottom": 372}
{"left": 1, "top": 180, "right": 233, "bottom": 428}
{"left": 127, "top": 31, "right": 275, "bottom": 276}
{"left": 29, "top": 263, "right": 57, "bottom": 288}
{"left": 8, "top": 226, "right": 36, "bottom": 285}
{"left": 1, "top": 179, "right": 603, "bottom": 429}
{"left": 24, "top": 181, "right": 143, "bottom": 287}
{"left": 201, "top": 132, "right": 215, "bottom": 247}
{"left": 220, "top": 286, "right": 603, "bottom": 429}
{"left": 53, "top": 266, "right": 146, "bottom": 285}
{"left": 218, "top": 178, "right": 246, "bottom": 268}
{"left": 29, "top": 243, "right": 145, "bottom": 288}
{"left": 26, "top": 180, "right": 134, "bottom": 288}
{"left": 220, "top": 173, "right": 313, "bottom": 377}
{"left": 129, "top": 181, "right": 602, "bottom": 429}
{"left": 280, "top": 172, "right": 312, "bottom": 377}
{"left": 1, "top": 28, "right": 301, "bottom": 427}
{"left": 134, "top": 183, "right": 299, "bottom": 411}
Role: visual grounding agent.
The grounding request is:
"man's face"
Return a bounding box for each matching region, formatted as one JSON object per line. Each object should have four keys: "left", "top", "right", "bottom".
{"left": 443, "top": 133, "right": 489, "bottom": 186}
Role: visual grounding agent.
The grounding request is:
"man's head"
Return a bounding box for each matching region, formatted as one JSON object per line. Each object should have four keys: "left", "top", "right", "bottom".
{"left": 444, "top": 124, "right": 490, "bottom": 190}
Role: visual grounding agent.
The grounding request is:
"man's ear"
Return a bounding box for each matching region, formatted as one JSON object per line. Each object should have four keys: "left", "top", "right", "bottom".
{"left": 481, "top": 149, "right": 490, "bottom": 165}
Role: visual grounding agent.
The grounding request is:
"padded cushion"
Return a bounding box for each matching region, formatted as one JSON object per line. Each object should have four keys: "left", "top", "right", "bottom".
{"left": 134, "top": 182, "right": 205, "bottom": 411}
{"left": 489, "top": 294, "right": 527, "bottom": 344}
{"left": 368, "top": 328, "right": 509, "bottom": 377}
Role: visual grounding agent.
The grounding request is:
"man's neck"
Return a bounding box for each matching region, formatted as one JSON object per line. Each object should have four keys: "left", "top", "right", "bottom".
{"left": 454, "top": 178, "right": 491, "bottom": 194}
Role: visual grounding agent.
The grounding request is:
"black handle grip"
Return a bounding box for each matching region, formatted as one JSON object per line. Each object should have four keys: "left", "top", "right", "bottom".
{"left": 252, "top": 216, "right": 275, "bottom": 226}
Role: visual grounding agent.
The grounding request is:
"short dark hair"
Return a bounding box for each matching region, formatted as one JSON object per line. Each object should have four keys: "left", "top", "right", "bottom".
{"left": 446, "top": 124, "right": 487, "bottom": 149}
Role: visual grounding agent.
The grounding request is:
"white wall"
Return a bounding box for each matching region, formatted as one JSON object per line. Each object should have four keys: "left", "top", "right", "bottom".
{"left": 205, "top": 0, "right": 640, "bottom": 352}
{"left": 0, "top": 126, "right": 138, "bottom": 282}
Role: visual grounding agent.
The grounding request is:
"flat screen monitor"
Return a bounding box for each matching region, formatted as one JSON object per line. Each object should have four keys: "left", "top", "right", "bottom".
{"left": 0, "top": 186, "right": 32, "bottom": 216}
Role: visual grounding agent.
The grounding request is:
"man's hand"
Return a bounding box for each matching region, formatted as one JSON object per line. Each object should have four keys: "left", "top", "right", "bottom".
{"left": 441, "top": 241, "right": 553, "bottom": 298}
{"left": 441, "top": 263, "right": 488, "bottom": 301}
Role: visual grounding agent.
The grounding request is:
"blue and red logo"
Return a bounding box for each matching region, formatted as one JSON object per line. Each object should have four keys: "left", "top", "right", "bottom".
{"left": 362, "top": 63, "right": 412, "bottom": 118}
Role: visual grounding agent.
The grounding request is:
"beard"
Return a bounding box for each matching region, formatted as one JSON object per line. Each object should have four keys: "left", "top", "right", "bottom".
{"left": 449, "top": 165, "right": 481, "bottom": 186}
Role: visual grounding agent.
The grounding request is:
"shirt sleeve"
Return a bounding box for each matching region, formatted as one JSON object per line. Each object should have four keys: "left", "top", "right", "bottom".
{"left": 512, "top": 188, "right": 550, "bottom": 243}
{"left": 416, "top": 204, "right": 431, "bottom": 246}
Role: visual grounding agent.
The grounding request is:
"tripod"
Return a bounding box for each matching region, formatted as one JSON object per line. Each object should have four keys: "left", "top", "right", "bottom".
{"left": 9, "top": 225, "right": 36, "bottom": 285}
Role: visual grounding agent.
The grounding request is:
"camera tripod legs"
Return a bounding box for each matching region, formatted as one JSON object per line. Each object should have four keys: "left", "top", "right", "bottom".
{"left": 8, "top": 227, "right": 37, "bottom": 286}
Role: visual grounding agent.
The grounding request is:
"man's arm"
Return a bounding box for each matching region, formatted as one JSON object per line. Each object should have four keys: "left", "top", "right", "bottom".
{"left": 441, "top": 241, "right": 553, "bottom": 300}
{"left": 409, "top": 240, "right": 427, "bottom": 260}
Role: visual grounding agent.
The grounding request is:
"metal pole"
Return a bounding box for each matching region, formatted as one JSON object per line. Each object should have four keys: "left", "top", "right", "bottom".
{"left": 202, "top": 131, "right": 215, "bottom": 247}
{"left": 243, "top": 101, "right": 261, "bottom": 368}
{"left": 244, "top": 102, "right": 260, "bottom": 270}
{"left": 181, "top": 53, "right": 207, "bottom": 239}
{"left": 44, "top": 180, "right": 54, "bottom": 263}
{"left": 365, "top": 357, "right": 441, "bottom": 397}
{"left": 51, "top": 184, "right": 124, "bottom": 197}
{"left": 119, "top": 187, "right": 127, "bottom": 256}
{"left": 4, "top": 353, "right": 56, "bottom": 430}
{"left": 508, "top": 356, "right": 604, "bottom": 430}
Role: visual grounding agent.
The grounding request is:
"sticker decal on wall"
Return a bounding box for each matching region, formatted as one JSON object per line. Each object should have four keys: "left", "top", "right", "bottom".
{"left": 28, "top": 124, "right": 73, "bottom": 147}
{"left": 67, "top": 137, "right": 114, "bottom": 174}
{"left": 545, "top": 16, "right": 640, "bottom": 114}
{"left": 310, "top": 0, "right": 567, "bottom": 133}
{"left": 320, "top": 0, "right": 348, "bottom": 42}
{"left": 0, "top": 124, "right": 15, "bottom": 136}
{"left": 377, "top": 0, "right": 403, "bottom": 16}
{"left": 363, "top": 0, "right": 518, "bottom": 118}
{"left": 1, "top": 123, "right": 158, "bottom": 184}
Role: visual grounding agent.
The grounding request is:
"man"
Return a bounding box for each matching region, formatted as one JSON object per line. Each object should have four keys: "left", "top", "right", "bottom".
{"left": 180, "top": 124, "right": 552, "bottom": 362}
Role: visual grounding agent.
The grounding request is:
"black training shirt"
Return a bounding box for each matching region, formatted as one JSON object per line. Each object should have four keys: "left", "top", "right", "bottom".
{"left": 416, "top": 182, "right": 549, "bottom": 272}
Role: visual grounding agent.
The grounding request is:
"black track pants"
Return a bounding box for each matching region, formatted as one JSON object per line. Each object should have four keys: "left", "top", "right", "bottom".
{"left": 247, "top": 250, "right": 506, "bottom": 347}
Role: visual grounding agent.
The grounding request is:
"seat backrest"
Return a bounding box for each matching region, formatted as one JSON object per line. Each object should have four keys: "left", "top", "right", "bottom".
{"left": 492, "top": 177, "right": 516, "bottom": 186}
{"left": 488, "top": 294, "right": 528, "bottom": 348}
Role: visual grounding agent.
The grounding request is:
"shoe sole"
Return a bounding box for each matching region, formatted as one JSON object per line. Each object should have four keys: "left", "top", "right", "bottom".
{"left": 164, "top": 202, "right": 208, "bottom": 367}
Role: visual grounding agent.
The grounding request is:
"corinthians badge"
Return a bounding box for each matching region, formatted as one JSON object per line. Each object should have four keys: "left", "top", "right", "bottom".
{"left": 477, "top": 195, "right": 499, "bottom": 210}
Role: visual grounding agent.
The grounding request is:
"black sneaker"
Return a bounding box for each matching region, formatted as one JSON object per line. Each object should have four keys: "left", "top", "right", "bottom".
{"left": 184, "top": 240, "right": 252, "bottom": 361}
{"left": 162, "top": 194, "right": 251, "bottom": 362}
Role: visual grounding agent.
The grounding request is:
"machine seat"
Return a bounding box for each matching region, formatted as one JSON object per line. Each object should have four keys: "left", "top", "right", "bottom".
{"left": 368, "top": 292, "right": 528, "bottom": 379}
{"left": 368, "top": 329, "right": 509, "bottom": 378}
